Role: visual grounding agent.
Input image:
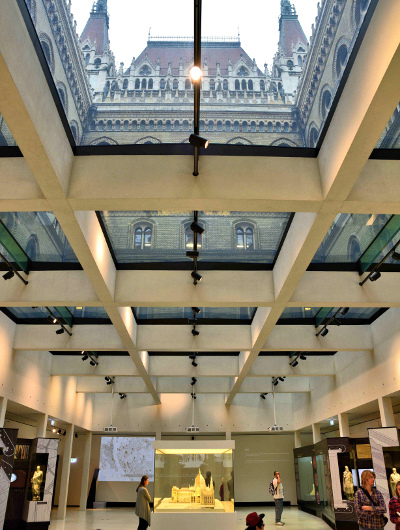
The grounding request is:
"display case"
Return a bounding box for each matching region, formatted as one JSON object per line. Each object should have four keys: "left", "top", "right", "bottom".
{"left": 152, "top": 441, "right": 236, "bottom": 530}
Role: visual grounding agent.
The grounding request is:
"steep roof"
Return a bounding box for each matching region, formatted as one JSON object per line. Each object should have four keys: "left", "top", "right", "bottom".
{"left": 279, "top": 1, "right": 308, "bottom": 57}
{"left": 80, "top": 1, "right": 109, "bottom": 55}
{"left": 134, "top": 40, "right": 263, "bottom": 77}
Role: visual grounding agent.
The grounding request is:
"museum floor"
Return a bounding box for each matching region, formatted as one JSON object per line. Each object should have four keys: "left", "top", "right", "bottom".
{"left": 49, "top": 506, "right": 331, "bottom": 528}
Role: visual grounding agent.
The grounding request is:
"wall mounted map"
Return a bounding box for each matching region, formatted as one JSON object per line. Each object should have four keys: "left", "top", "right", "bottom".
{"left": 98, "top": 437, "right": 155, "bottom": 482}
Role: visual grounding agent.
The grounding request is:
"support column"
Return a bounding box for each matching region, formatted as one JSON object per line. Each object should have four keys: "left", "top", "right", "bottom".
{"left": 79, "top": 433, "right": 92, "bottom": 511}
{"left": 338, "top": 413, "right": 350, "bottom": 437}
{"left": 226, "top": 432, "right": 232, "bottom": 440}
{"left": 379, "top": 396, "right": 395, "bottom": 427}
{"left": 36, "top": 413, "right": 48, "bottom": 438}
{"left": 312, "top": 423, "right": 321, "bottom": 444}
{"left": 57, "top": 423, "right": 74, "bottom": 520}
{"left": 0, "top": 397, "right": 8, "bottom": 427}
{"left": 294, "top": 430, "right": 302, "bottom": 449}
{"left": 155, "top": 431, "right": 162, "bottom": 441}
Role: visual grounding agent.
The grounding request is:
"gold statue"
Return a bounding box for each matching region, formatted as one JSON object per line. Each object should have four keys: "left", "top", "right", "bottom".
{"left": 31, "top": 465, "right": 43, "bottom": 501}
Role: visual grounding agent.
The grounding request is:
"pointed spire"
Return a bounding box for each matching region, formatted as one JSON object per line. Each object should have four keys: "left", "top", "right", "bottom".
{"left": 278, "top": 0, "right": 308, "bottom": 57}
{"left": 81, "top": 0, "right": 110, "bottom": 54}
{"left": 281, "top": 0, "right": 296, "bottom": 17}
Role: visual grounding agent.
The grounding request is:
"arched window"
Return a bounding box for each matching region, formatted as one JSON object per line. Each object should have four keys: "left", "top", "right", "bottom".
{"left": 98, "top": 120, "right": 104, "bottom": 131}
{"left": 174, "top": 120, "right": 180, "bottom": 131}
{"left": 260, "top": 80, "right": 265, "bottom": 91}
{"left": 287, "top": 60, "right": 294, "bottom": 70}
{"left": 185, "top": 225, "right": 203, "bottom": 249}
{"left": 223, "top": 79, "right": 228, "bottom": 90}
{"left": 225, "top": 121, "right": 231, "bottom": 132}
{"left": 85, "top": 53, "right": 90, "bottom": 65}
{"left": 242, "top": 121, "right": 248, "bottom": 132}
{"left": 348, "top": 236, "right": 361, "bottom": 261}
{"left": 160, "top": 79, "right": 166, "bottom": 89}
{"left": 166, "top": 120, "right": 171, "bottom": 131}
{"left": 149, "top": 120, "right": 154, "bottom": 131}
{"left": 251, "top": 121, "right": 256, "bottom": 132}
{"left": 142, "top": 79, "right": 147, "bottom": 90}
{"left": 321, "top": 88, "right": 332, "bottom": 120}
{"left": 90, "top": 120, "right": 96, "bottom": 131}
{"left": 134, "top": 225, "right": 152, "bottom": 250}
{"left": 298, "top": 55, "right": 303, "bottom": 67}
{"left": 236, "top": 226, "right": 254, "bottom": 250}
{"left": 173, "top": 79, "right": 178, "bottom": 90}
{"left": 292, "top": 122, "right": 298, "bottom": 132}
{"left": 210, "top": 79, "right": 215, "bottom": 90}
{"left": 267, "top": 122, "right": 273, "bottom": 132}
{"left": 336, "top": 44, "right": 348, "bottom": 78}
{"left": 200, "top": 120, "right": 205, "bottom": 132}
{"left": 248, "top": 80, "right": 253, "bottom": 91}
{"left": 234, "top": 121, "right": 239, "bottom": 132}
{"left": 237, "top": 66, "right": 249, "bottom": 76}
{"left": 241, "top": 79, "right": 247, "bottom": 91}
{"left": 135, "top": 79, "right": 140, "bottom": 89}
{"left": 70, "top": 124, "right": 78, "bottom": 142}
{"left": 309, "top": 126, "right": 319, "bottom": 147}
{"left": 94, "top": 58, "right": 101, "bottom": 68}
{"left": 148, "top": 79, "right": 153, "bottom": 89}
{"left": 123, "top": 79, "right": 128, "bottom": 89}
{"left": 157, "top": 120, "right": 163, "bottom": 130}
{"left": 208, "top": 121, "right": 213, "bottom": 132}
{"left": 183, "top": 120, "right": 189, "bottom": 131}
{"left": 132, "top": 121, "right": 138, "bottom": 131}
{"left": 115, "top": 120, "right": 121, "bottom": 131}
{"left": 235, "top": 79, "right": 240, "bottom": 90}
{"left": 185, "top": 79, "right": 191, "bottom": 90}
{"left": 139, "top": 65, "right": 151, "bottom": 76}
{"left": 111, "top": 81, "right": 118, "bottom": 92}
{"left": 283, "top": 122, "right": 289, "bottom": 132}
{"left": 355, "top": 0, "right": 369, "bottom": 28}
{"left": 25, "top": 236, "right": 38, "bottom": 261}
{"left": 259, "top": 121, "right": 264, "bottom": 132}
{"left": 276, "top": 122, "right": 281, "bottom": 133}
{"left": 140, "top": 120, "right": 146, "bottom": 131}
{"left": 107, "top": 120, "right": 112, "bottom": 131}
{"left": 58, "top": 87, "right": 66, "bottom": 110}
{"left": 41, "top": 40, "right": 52, "bottom": 71}
{"left": 217, "top": 121, "right": 222, "bottom": 132}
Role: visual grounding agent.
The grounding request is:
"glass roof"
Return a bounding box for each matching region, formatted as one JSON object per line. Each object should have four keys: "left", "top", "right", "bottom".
{"left": 376, "top": 102, "right": 400, "bottom": 148}
{"left": 100, "top": 211, "right": 291, "bottom": 266}
{"left": 133, "top": 307, "right": 256, "bottom": 323}
{"left": 21, "top": 0, "right": 377, "bottom": 149}
{"left": 2, "top": 306, "right": 109, "bottom": 323}
{"left": 0, "top": 113, "right": 17, "bottom": 147}
{"left": 279, "top": 306, "right": 386, "bottom": 324}
{"left": 0, "top": 212, "right": 79, "bottom": 265}
{"left": 311, "top": 213, "right": 394, "bottom": 265}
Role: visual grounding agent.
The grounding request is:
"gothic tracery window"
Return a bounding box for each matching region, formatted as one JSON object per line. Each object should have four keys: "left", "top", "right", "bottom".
{"left": 134, "top": 225, "right": 152, "bottom": 249}
{"left": 321, "top": 88, "right": 332, "bottom": 120}
{"left": 236, "top": 226, "right": 254, "bottom": 250}
{"left": 237, "top": 66, "right": 249, "bottom": 76}
{"left": 336, "top": 44, "right": 348, "bottom": 78}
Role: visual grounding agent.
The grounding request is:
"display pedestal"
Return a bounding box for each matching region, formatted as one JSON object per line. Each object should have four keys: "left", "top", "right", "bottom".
{"left": 151, "top": 511, "right": 237, "bottom": 530}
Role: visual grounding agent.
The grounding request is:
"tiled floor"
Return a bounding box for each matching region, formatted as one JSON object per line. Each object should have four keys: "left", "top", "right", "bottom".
{"left": 49, "top": 506, "right": 332, "bottom": 529}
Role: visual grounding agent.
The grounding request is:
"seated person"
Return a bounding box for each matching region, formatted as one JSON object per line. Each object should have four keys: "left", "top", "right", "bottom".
{"left": 246, "top": 512, "right": 265, "bottom": 530}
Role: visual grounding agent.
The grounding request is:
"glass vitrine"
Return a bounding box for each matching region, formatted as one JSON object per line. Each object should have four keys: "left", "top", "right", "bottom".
{"left": 153, "top": 441, "right": 234, "bottom": 513}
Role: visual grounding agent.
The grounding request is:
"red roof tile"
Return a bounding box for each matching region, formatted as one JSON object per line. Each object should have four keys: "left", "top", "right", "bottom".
{"left": 81, "top": 14, "right": 109, "bottom": 55}
{"left": 279, "top": 18, "right": 308, "bottom": 57}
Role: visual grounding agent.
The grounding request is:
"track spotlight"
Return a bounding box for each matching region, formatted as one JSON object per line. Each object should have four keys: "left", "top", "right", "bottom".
{"left": 300, "top": 354, "right": 307, "bottom": 361}
{"left": 189, "top": 354, "right": 198, "bottom": 367}
{"left": 89, "top": 359, "right": 98, "bottom": 367}
{"left": 191, "top": 327, "right": 200, "bottom": 336}
{"left": 56, "top": 327, "right": 65, "bottom": 335}
{"left": 189, "top": 134, "right": 209, "bottom": 150}
{"left": 291, "top": 360, "right": 299, "bottom": 367}
{"left": 191, "top": 392, "right": 197, "bottom": 399}
{"left": 57, "top": 429, "right": 62, "bottom": 435}
{"left": 2, "top": 270, "right": 14, "bottom": 281}
{"left": 341, "top": 307, "right": 350, "bottom": 315}
{"left": 52, "top": 428, "right": 57, "bottom": 433}
{"left": 189, "top": 66, "right": 202, "bottom": 82}
{"left": 75, "top": 433, "right": 78, "bottom": 438}
{"left": 186, "top": 250, "right": 199, "bottom": 259}
{"left": 81, "top": 355, "right": 88, "bottom": 361}
{"left": 191, "top": 307, "right": 201, "bottom": 314}
{"left": 369, "top": 271, "right": 381, "bottom": 282}
{"left": 191, "top": 377, "right": 197, "bottom": 386}
{"left": 188, "top": 317, "right": 197, "bottom": 325}
{"left": 279, "top": 377, "right": 285, "bottom": 382}
{"left": 190, "top": 221, "right": 205, "bottom": 234}
{"left": 119, "top": 393, "right": 126, "bottom": 399}
{"left": 392, "top": 252, "right": 400, "bottom": 261}
{"left": 273, "top": 380, "right": 279, "bottom": 386}
{"left": 260, "top": 393, "right": 267, "bottom": 400}
{"left": 105, "top": 376, "right": 114, "bottom": 385}
{"left": 191, "top": 270, "right": 202, "bottom": 282}
{"left": 321, "top": 328, "right": 329, "bottom": 337}
{"left": 63, "top": 430, "right": 66, "bottom": 436}
{"left": 192, "top": 360, "right": 198, "bottom": 367}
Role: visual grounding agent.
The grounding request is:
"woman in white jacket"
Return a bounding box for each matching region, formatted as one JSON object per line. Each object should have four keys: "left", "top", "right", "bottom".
{"left": 135, "top": 475, "right": 151, "bottom": 529}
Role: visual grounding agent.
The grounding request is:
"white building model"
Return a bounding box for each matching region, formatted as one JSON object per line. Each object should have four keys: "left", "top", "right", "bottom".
{"left": 171, "top": 468, "right": 215, "bottom": 506}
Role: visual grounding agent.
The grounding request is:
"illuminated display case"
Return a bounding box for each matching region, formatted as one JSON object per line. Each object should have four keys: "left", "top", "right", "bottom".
{"left": 152, "top": 441, "right": 236, "bottom": 530}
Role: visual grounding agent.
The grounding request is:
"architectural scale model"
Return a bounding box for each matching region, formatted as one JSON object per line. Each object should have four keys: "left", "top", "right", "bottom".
{"left": 171, "top": 469, "right": 215, "bottom": 507}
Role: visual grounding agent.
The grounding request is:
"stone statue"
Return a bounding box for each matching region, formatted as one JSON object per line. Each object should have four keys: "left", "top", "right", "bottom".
{"left": 31, "top": 465, "right": 43, "bottom": 501}
{"left": 390, "top": 468, "right": 400, "bottom": 497}
{"left": 343, "top": 466, "right": 354, "bottom": 500}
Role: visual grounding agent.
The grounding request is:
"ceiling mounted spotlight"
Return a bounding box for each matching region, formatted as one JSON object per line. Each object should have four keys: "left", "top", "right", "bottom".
{"left": 119, "top": 393, "right": 126, "bottom": 399}
{"left": 291, "top": 360, "right": 299, "bottom": 367}
{"left": 89, "top": 359, "right": 98, "bottom": 367}
{"left": 63, "top": 430, "right": 67, "bottom": 436}
{"left": 299, "top": 354, "right": 307, "bottom": 361}
{"left": 75, "top": 433, "right": 78, "bottom": 438}
{"left": 186, "top": 250, "right": 199, "bottom": 259}
{"left": 341, "top": 307, "right": 350, "bottom": 315}
{"left": 279, "top": 377, "right": 286, "bottom": 382}
{"left": 191, "top": 270, "right": 202, "bottom": 283}
{"left": 273, "top": 379, "right": 279, "bottom": 386}
{"left": 321, "top": 328, "right": 329, "bottom": 337}
{"left": 191, "top": 393, "right": 197, "bottom": 399}
{"left": 191, "top": 307, "right": 201, "bottom": 314}
{"left": 2, "top": 270, "right": 14, "bottom": 281}
{"left": 190, "top": 221, "right": 205, "bottom": 234}
{"left": 52, "top": 428, "right": 57, "bottom": 433}
{"left": 189, "top": 354, "right": 198, "bottom": 367}
{"left": 192, "top": 327, "right": 200, "bottom": 337}
{"left": 81, "top": 354, "right": 88, "bottom": 361}
{"left": 369, "top": 271, "right": 381, "bottom": 282}
{"left": 189, "top": 66, "right": 202, "bottom": 82}
{"left": 105, "top": 376, "right": 114, "bottom": 385}
{"left": 191, "top": 377, "right": 197, "bottom": 386}
{"left": 260, "top": 393, "right": 267, "bottom": 400}
{"left": 57, "top": 429, "right": 62, "bottom": 435}
{"left": 189, "top": 133, "right": 209, "bottom": 150}
{"left": 55, "top": 328, "right": 65, "bottom": 335}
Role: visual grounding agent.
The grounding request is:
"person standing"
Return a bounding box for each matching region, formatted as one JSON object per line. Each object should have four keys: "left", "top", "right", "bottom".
{"left": 389, "top": 480, "right": 400, "bottom": 529}
{"left": 135, "top": 475, "right": 151, "bottom": 530}
{"left": 273, "top": 471, "right": 285, "bottom": 526}
{"left": 354, "top": 470, "right": 387, "bottom": 530}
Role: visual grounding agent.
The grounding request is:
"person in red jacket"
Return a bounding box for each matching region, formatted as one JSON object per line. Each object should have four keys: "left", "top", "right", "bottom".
{"left": 389, "top": 481, "right": 400, "bottom": 529}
